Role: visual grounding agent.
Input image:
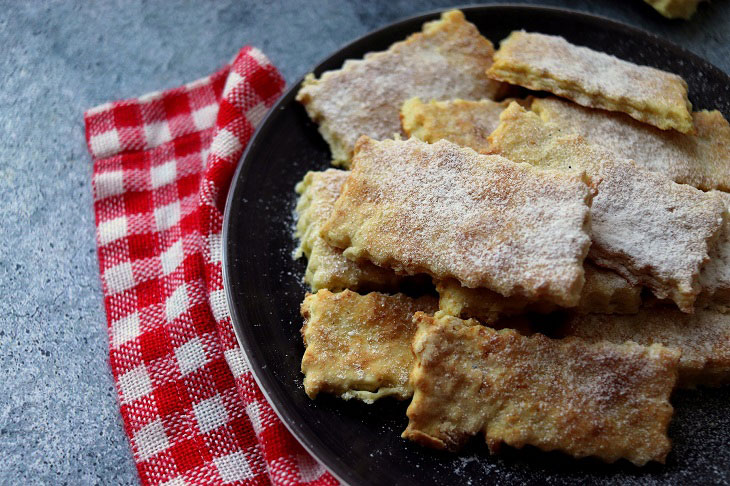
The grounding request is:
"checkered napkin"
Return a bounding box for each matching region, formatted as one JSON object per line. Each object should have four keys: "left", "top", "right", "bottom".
{"left": 84, "top": 47, "right": 338, "bottom": 486}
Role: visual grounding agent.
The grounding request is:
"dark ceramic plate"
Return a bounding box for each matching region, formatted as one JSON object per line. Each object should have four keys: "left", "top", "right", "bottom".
{"left": 223, "top": 5, "right": 730, "bottom": 485}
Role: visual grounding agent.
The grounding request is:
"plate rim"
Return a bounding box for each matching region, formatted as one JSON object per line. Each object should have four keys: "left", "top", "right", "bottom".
{"left": 222, "top": 5, "right": 730, "bottom": 485}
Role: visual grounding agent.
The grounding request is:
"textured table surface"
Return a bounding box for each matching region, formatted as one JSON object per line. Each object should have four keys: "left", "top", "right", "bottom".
{"left": 1, "top": 0, "right": 729, "bottom": 483}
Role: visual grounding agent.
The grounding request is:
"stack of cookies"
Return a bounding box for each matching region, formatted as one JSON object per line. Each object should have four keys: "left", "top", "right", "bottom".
{"left": 291, "top": 10, "right": 730, "bottom": 466}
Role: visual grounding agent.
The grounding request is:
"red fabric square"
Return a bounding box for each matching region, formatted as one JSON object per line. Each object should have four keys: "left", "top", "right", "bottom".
{"left": 170, "top": 436, "right": 207, "bottom": 473}
{"left": 208, "top": 356, "right": 236, "bottom": 392}
{"left": 175, "top": 131, "right": 203, "bottom": 158}
{"left": 124, "top": 190, "right": 154, "bottom": 216}
{"left": 252, "top": 67, "right": 285, "bottom": 102}
{"left": 135, "top": 277, "right": 163, "bottom": 309}
{"left": 140, "top": 326, "right": 173, "bottom": 362}
{"left": 128, "top": 232, "right": 160, "bottom": 261}
{"left": 114, "top": 103, "right": 144, "bottom": 128}
{"left": 177, "top": 174, "right": 199, "bottom": 199}
{"left": 164, "top": 92, "right": 192, "bottom": 119}
{"left": 155, "top": 381, "right": 190, "bottom": 418}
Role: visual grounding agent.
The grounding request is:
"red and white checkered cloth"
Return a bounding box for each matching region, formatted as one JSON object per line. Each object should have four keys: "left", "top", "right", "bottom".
{"left": 84, "top": 47, "right": 338, "bottom": 486}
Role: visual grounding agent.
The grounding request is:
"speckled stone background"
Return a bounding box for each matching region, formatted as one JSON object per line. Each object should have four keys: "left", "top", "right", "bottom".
{"left": 1, "top": 0, "right": 728, "bottom": 483}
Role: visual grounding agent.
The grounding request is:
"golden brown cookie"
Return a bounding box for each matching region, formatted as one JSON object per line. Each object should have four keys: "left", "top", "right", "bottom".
{"left": 403, "top": 312, "right": 679, "bottom": 465}
{"left": 400, "top": 97, "right": 516, "bottom": 152}
{"left": 560, "top": 306, "right": 730, "bottom": 388}
{"left": 296, "top": 10, "right": 504, "bottom": 166}
{"left": 489, "top": 103, "right": 726, "bottom": 312}
{"left": 321, "top": 136, "right": 595, "bottom": 308}
{"left": 300, "top": 289, "right": 437, "bottom": 402}
{"left": 294, "top": 169, "right": 403, "bottom": 292}
{"left": 644, "top": 0, "right": 703, "bottom": 19}
{"left": 437, "top": 262, "right": 641, "bottom": 323}
{"left": 532, "top": 97, "right": 730, "bottom": 191}
{"left": 487, "top": 31, "right": 694, "bottom": 133}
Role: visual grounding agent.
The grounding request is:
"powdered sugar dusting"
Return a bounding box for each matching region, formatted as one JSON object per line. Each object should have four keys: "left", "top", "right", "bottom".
{"left": 294, "top": 169, "right": 403, "bottom": 291}
{"left": 296, "top": 10, "right": 503, "bottom": 165}
{"left": 322, "top": 136, "right": 593, "bottom": 307}
{"left": 562, "top": 307, "right": 730, "bottom": 388}
{"left": 698, "top": 191, "right": 730, "bottom": 309}
{"left": 490, "top": 103, "right": 726, "bottom": 312}
{"left": 532, "top": 97, "right": 730, "bottom": 191}
{"left": 489, "top": 31, "right": 693, "bottom": 132}
{"left": 404, "top": 314, "right": 679, "bottom": 465}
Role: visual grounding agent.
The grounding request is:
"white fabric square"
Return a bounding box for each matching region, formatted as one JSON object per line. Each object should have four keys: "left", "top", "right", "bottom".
{"left": 193, "top": 395, "right": 228, "bottom": 433}
{"left": 222, "top": 71, "right": 243, "bottom": 98}
{"left": 98, "top": 215, "right": 128, "bottom": 245}
{"left": 111, "top": 312, "right": 141, "bottom": 347}
{"left": 208, "top": 232, "right": 222, "bottom": 263}
{"left": 150, "top": 160, "right": 177, "bottom": 189}
{"left": 119, "top": 364, "right": 153, "bottom": 403}
{"left": 165, "top": 283, "right": 190, "bottom": 321}
{"left": 159, "top": 477, "right": 187, "bottom": 486}
{"left": 296, "top": 453, "right": 326, "bottom": 482}
{"left": 209, "top": 289, "right": 228, "bottom": 322}
{"left": 134, "top": 418, "right": 170, "bottom": 461}
{"left": 214, "top": 451, "right": 253, "bottom": 482}
{"left": 175, "top": 336, "right": 207, "bottom": 375}
{"left": 86, "top": 101, "right": 114, "bottom": 116}
{"left": 192, "top": 104, "right": 219, "bottom": 130}
{"left": 161, "top": 240, "right": 184, "bottom": 276}
{"left": 224, "top": 347, "right": 247, "bottom": 379}
{"left": 210, "top": 128, "right": 242, "bottom": 158}
{"left": 248, "top": 47, "right": 270, "bottom": 68}
{"left": 104, "top": 262, "right": 136, "bottom": 294}
{"left": 144, "top": 121, "right": 172, "bottom": 148}
{"left": 137, "top": 90, "right": 163, "bottom": 103}
{"left": 90, "top": 130, "right": 121, "bottom": 159}
{"left": 154, "top": 201, "right": 181, "bottom": 232}
{"left": 245, "top": 402, "right": 264, "bottom": 437}
{"left": 246, "top": 102, "right": 267, "bottom": 127}
{"left": 95, "top": 170, "right": 125, "bottom": 199}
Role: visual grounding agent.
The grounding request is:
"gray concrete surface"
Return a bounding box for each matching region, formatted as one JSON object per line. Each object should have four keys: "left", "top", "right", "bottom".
{"left": 1, "top": 0, "right": 728, "bottom": 483}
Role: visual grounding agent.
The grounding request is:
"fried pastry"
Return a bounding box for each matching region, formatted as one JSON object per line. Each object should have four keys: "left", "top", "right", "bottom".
{"left": 437, "top": 262, "right": 641, "bottom": 323}
{"left": 321, "top": 136, "right": 595, "bottom": 308}
{"left": 296, "top": 10, "right": 504, "bottom": 166}
{"left": 697, "top": 192, "right": 730, "bottom": 310}
{"left": 300, "top": 289, "right": 437, "bottom": 402}
{"left": 644, "top": 0, "right": 703, "bottom": 19}
{"left": 487, "top": 31, "right": 694, "bottom": 133}
{"left": 532, "top": 97, "right": 730, "bottom": 191}
{"left": 489, "top": 103, "right": 726, "bottom": 312}
{"left": 403, "top": 312, "right": 679, "bottom": 465}
{"left": 400, "top": 97, "right": 515, "bottom": 152}
{"left": 294, "top": 169, "right": 403, "bottom": 291}
{"left": 560, "top": 307, "right": 730, "bottom": 388}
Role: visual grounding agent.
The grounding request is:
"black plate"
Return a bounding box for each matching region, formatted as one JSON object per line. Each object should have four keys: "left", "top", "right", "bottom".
{"left": 223, "top": 5, "right": 730, "bottom": 485}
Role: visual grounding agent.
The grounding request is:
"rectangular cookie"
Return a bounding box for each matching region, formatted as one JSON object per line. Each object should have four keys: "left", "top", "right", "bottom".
{"left": 294, "top": 169, "right": 403, "bottom": 292}
{"left": 403, "top": 312, "right": 679, "bottom": 465}
{"left": 487, "top": 31, "right": 694, "bottom": 133}
{"left": 489, "top": 102, "right": 726, "bottom": 312}
{"left": 437, "top": 262, "right": 641, "bottom": 323}
{"left": 532, "top": 97, "right": 730, "bottom": 191}
{"left": 299, "top": 289, "right": 437, "bottom": 402}
{"left": 698, "top": 191, "right": 730, "bottom": 311}
{"left": 644, "top": 0, "right": 703, "bottom": 19}
{"left": 321, "top": 136, "right": 595, "bottom": 308}
{"left": 400, "top": 97, "right": 515, "bottom": 153}
{"left": 296, "top": 10, "right": 504, "bottom": 166}
{"left": 559, "top": 307, "right": 730, "bottom": 388}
